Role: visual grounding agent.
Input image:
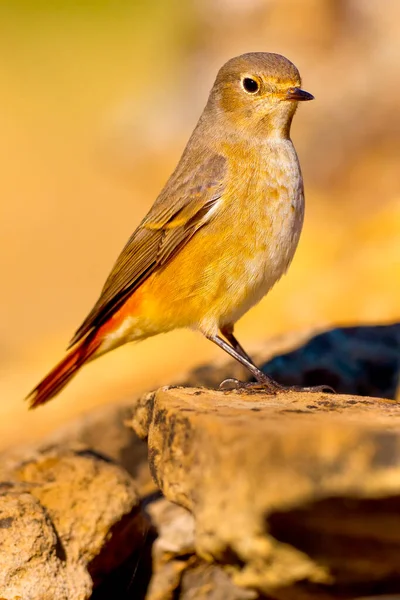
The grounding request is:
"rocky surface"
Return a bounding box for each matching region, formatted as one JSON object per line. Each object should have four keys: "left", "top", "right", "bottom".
{"left": 130, "top": 386, "right": 400, "bottom": 598}
{"left": 1, "top": 325, "right": 399, "bottom": 599}
{"left": 260, "top": 324, "right": 400, "bottom": 399}
{"left": 138, "top": 496, "right": 256, "bottom": 600}
{"left": 0, "top": 485, "right": 92, "bottom": 600}
{"left": 0, "top": 448, "right": 145, "bottom": 600}
{"left": 0, "top": 401, "right": 154, "bottom": 497}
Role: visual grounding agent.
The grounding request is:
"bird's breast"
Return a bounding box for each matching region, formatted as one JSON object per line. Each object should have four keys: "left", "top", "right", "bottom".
{"left": 211, "top": 139, "right": 305, "bottom": 326}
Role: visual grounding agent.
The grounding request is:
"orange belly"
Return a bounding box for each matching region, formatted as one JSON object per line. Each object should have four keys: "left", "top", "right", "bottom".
{"left": 97, "top": 188, "right": 303, "bottom": 353}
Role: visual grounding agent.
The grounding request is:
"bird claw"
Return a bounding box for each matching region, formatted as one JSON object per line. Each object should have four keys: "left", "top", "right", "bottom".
{"left": 219, "top": 377, "right": 335, "bottom": 395}
{"left": 219, "top": 378, "right": 247, "bottom": 391}
{"left": 219, "top": 377, "right": 282, "bottom": 394}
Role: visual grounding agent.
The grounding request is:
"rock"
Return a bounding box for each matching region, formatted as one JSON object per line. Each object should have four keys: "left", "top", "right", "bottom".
{"left": 0, "top": 484, "right": 92, "bottom": 600}
{"left": 261, "top": 324, "right": 400, "bottom": 400}
{"left": 40, "top": 401, "right": 154, "bottom": 495}
{"left": 0, "top": 449, "right": 146, "bottom": 600}
{"left": 145, "top": 497, "right": 196, "bottom": 600}
{"left": 147, "top": 496, "right": 195, "bottom": 561}
{"left": 130, "top": 386, "right": 400, "bottom": 598}
{"left": 0, "top": 401, "right": 154, "bottom": 497}
{"left": 179, "top": 563, "right": 258, "bottom": 600}
{"left": 1, "top": 324, "right": 399, "bottom": 599}
{"left": 143, "top": 496, "right": 255, "bottom": 600}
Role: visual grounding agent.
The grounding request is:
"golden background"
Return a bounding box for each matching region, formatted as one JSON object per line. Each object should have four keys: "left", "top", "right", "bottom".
{"left": 1, "top": 0, "right": 399, "bottom": 448}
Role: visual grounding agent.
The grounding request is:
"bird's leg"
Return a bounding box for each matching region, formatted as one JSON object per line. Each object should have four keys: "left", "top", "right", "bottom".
{"left": 206, "top": 333, "right": 282, "bottom": 393}
{"left": 208, "top": 330, "right": 335, "bottom": 394}
{"left": 220, "top": 324, "right": 254, "bottom": 363}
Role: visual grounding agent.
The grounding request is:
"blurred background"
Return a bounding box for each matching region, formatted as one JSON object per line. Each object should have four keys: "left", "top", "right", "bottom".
{"left": 1, "top": 0, "right": 399, "bottom": 449}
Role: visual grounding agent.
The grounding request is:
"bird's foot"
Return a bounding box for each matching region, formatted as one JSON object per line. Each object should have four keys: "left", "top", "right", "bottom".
{"left": 219, "top": 376, "right": 335, "bottom": 395}
{"left": 219, "top": 372, "right": 282, "bottom": 394}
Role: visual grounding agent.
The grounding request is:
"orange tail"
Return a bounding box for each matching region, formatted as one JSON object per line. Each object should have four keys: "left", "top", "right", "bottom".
{"left": 26, "top": 334, "right": 101, "bottom": 409}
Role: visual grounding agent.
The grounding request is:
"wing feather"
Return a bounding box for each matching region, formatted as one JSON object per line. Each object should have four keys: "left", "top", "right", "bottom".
{"left": 69, "top": 153, "right": 226, "bottom": 347}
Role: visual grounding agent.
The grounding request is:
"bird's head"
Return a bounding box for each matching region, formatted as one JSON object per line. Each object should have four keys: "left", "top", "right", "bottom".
{"left": 208, "top": 52, "right": 313, "bottom": 139}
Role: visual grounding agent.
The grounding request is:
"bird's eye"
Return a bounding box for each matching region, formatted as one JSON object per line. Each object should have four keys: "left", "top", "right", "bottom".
{"left": 242, "top": 77, "right": 260, "bottom": 94}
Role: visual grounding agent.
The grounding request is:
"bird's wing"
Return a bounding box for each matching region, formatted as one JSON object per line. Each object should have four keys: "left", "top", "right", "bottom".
{"left": 69, "top": 153, "right": 226, "bottom": 347}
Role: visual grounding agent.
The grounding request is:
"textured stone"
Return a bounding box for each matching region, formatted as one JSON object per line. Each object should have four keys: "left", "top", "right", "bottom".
{"left": 143, "top": 497, "right": 256, "bottom": 600}
{"left": 0, "top": 484, "right": 92, "bottom": 600}
{"left": 130, "top": 386, "right": 400, "bottom": 597}
{"left": 145, "top": 497, "right": 196, "bottom": 600}
{"left": 1, "top": 324, "right": 399, "bottom": 599}
{"left": 261, "top": 324, "right": 400, "bottom": 399}
{"left": 0, "top": 449, "right": 145, "bottom": 599}
{"left": 179, "top": 563, "right": 258, "bottom": 600}
{"left": 0, "top": 401, "right": 153, "bottom": 496}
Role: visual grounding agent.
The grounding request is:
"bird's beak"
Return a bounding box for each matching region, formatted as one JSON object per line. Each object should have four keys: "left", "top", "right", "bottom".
{"left": 285, "top": 87, "right": 314, "bottom": 101}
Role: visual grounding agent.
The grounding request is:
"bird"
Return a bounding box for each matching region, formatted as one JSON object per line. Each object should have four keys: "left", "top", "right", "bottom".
{"left": 27, "top": 51, "right": 331, "bottom": 409}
